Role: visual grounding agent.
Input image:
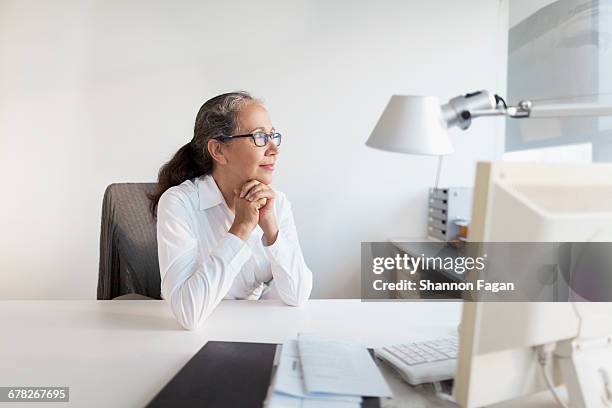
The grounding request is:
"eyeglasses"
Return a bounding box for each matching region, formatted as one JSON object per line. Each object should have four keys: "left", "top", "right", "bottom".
{"left": 214, "top": 130, "right": 282, "bottom": 147}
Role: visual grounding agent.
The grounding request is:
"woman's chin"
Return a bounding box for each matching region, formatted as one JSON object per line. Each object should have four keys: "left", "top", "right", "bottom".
{"left": 256, "top": 171, "right": 274, "bottom": 184}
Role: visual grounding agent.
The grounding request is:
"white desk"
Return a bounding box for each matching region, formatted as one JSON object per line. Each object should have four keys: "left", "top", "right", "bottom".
{"left": 0, "top": 300, "right": 462, "bottom": 407}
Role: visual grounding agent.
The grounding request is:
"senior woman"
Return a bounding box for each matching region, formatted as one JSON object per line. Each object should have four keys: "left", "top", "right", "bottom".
{"left": 148, "top": 92, "right": 313, "bottom": 330}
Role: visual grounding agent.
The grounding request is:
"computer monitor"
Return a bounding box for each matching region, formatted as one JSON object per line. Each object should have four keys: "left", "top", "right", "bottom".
{"left": 453, "top": 161, "right": 612, "bottom": 407}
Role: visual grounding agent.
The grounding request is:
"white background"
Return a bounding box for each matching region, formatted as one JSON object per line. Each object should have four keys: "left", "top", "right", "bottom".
{"left": 0, "top": 0, "right": 508, "bottom": 299}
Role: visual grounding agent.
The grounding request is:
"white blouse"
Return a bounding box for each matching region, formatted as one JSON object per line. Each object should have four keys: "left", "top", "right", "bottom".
{"left": 156, "top": 174, "right": 313, "bottom": 330}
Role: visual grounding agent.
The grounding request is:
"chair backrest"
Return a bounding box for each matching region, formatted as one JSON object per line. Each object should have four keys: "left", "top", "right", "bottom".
{"left": 97, "top": 183, "right": 161, "bottom": 299}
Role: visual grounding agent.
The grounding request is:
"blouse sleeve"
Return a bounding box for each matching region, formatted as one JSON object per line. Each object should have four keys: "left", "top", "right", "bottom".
{"left": 157, "top": 190, "right": 252, "bottom": 330}
{"left": 261, "top": 192, "right": 313, "bottom": 306}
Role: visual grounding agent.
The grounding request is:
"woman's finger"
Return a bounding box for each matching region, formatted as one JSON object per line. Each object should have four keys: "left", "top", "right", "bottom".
{"left": 245, "top": 184, "right": 267, "bottom": 201}
{"left": 247, "top": 188, "right": 274, "bottom": 202}
{"left": 254, "top": 197, "right": 267, "bottom": 210}
{"left": 240, "top": 180, "right": 261, "bottom": 198}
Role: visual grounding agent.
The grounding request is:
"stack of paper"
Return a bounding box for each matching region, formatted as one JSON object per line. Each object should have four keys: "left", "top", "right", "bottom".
{"left": 264, "top": 334, "right": 392, "bottom": 408}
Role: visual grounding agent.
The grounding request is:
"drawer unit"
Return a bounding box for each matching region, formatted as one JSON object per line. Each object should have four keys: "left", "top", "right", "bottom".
{"left": 427, "top": 187, "right": 473, "bottom": 241}
{"left": 428, "top": 207, "right": 447, "bottom": 220}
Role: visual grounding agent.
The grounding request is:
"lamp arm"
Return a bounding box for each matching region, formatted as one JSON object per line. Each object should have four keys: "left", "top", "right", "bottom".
{"left": 470, "top": 101, "right": 612, "bottom": 119}
{"left": 468, "top": 109, "right": 508, "bottom": 118}
{"left": 520, "top": 101, "right": 612, "bottom": 118}
{"left": 442, "top": 91, "right": 612, "bottom": 131}
{"left": 467, "top": 103, "right": 531, "bottom": 120}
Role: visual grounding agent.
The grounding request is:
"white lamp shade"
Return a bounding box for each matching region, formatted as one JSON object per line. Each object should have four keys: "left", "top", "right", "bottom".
{"left": 366, "top": 95, "right": 454, "bottom": 155}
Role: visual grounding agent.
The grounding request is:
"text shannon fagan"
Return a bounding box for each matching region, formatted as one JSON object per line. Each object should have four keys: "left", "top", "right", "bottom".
{"left": 372, "top": 279, "right": 515, "bottom": 293}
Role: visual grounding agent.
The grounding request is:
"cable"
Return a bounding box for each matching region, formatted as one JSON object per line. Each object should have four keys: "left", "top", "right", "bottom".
{"left": 494, "top": 94, "right": 508, "bottom": 109}
{"left": 536, "top": 344, "right": 570, "bottom": 408}
{"left": 540, "top": 364, "right": 569, "bottom": 408}
{"left": 433, "top": 381, "right": 456, "bottom": 402}
{"left": 600, "top": 369, "right": 612, "bottom": 404}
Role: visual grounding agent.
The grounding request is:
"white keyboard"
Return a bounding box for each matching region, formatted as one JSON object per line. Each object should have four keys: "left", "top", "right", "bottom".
{"left": 374, "top": 337, "right": 458, "bottom": 385}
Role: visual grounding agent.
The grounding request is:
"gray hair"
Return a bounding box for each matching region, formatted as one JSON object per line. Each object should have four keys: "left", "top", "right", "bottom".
{"left": 192, "top": 91, "right": 262, "bottom": 165}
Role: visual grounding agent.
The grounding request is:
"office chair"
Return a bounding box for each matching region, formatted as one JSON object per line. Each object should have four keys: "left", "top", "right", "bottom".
{"left": 97, "top": 183, "right": 162, "bottom": 300}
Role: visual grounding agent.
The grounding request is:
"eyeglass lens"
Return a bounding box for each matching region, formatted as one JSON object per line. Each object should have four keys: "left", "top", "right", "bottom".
{"left": 253, "top": 131, "right": 281, "bottom": 147}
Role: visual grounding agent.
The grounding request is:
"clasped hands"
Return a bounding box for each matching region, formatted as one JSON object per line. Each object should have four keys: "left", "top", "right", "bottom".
{"left": 228, "top": 180, "right": 278, "bottom": 245}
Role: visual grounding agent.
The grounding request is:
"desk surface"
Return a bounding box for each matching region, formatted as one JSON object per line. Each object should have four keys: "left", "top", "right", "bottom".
{"left": 0, "top": 300, "right": 462, "bottom": 407}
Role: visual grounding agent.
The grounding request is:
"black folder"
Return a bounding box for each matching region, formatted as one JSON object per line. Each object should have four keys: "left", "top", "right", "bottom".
{"left": 147, "top": 341, "right": 381, "bottom": 408}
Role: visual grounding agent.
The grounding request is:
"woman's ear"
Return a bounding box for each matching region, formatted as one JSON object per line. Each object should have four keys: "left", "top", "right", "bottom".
{"left": 207, "top": 139, "right": 229, "bottom": 165}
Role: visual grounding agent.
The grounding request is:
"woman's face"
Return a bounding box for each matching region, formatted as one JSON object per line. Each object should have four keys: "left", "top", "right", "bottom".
{"left": 223, "top": 102, "right": 278, "bottom": 185}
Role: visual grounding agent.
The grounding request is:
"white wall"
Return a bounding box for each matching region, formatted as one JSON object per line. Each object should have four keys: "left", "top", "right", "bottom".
{"left": 0, "top": 0, "right": 508, "bottom": 300}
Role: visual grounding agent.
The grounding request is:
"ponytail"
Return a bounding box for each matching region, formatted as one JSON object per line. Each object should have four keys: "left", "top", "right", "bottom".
{"left": 147, "top": 142, "right": 212, "bottom": 217}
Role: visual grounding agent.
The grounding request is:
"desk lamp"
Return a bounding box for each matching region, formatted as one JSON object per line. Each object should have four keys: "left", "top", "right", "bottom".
{"left": 367, "top": 90, "right": 612, "bottom": 151}
{"left": 366, "top": 89, "right": 612, "bottom": 185}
